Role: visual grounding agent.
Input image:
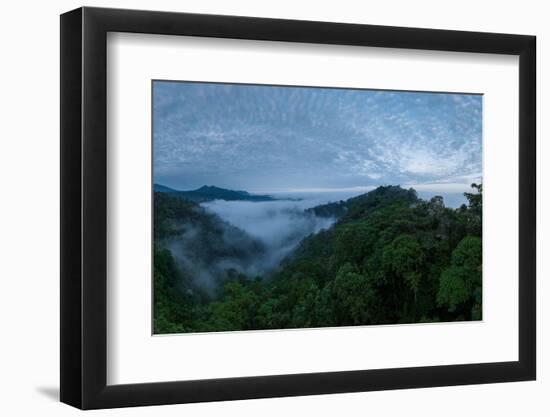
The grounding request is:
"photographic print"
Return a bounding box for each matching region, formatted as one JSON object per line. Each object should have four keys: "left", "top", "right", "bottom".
{"left": 152, "top": 81, "right": 482, "bottom": 335}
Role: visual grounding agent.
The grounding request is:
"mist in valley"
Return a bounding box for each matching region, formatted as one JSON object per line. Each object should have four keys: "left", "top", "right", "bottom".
{"left": 163, "top": 188, "right": 469, "bottom": 296}
{"left": 158, "top": 195, "right": 339, "bottom": 296}
{"left": 203, "top": 198, "right": 336, "bottom": 268}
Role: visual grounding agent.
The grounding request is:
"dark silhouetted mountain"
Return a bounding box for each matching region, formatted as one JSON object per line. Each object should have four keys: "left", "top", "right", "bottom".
{"left": 154, "top": 183, "right": 276, "bottom": 203}
{"left": 153, "top": 184, "right": 178, "bottom": 193}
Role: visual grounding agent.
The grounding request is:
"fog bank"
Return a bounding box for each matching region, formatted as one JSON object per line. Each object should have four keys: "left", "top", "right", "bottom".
{"left": 202, "top": 198, "right": 335, "bottom": 272}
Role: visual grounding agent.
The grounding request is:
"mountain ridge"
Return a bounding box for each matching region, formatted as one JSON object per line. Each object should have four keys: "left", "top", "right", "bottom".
{"left": 154, "top": 183, "right": 277, "bottom": 203}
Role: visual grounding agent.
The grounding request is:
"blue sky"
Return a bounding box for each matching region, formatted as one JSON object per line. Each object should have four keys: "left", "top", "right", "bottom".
{"left": 153, "top": 81, "right": 482, "bottom": 197}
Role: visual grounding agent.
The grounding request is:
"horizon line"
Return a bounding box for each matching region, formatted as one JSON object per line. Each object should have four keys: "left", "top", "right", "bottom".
{"left": 155, "top": 181, "right": 481, "bottom": 196}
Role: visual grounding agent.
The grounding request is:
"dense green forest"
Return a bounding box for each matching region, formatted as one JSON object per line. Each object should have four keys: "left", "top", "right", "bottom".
{"left": 153, "top": 184, "right": 482, "bottom": 334}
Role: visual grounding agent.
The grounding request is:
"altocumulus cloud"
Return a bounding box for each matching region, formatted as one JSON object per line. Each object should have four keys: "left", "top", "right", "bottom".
{"left": 153, "top": 82, "right": 482, "bottom": 196}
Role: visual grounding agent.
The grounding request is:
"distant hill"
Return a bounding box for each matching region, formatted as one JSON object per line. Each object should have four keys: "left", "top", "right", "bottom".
{"left": 306, "top": 185, "right": 418, "bottom": 220}
{"left": 154, "top": 183, "right": 276, "bottom": 203}
{"left": 153, "top": 184, "right": 178, "bottom": 193}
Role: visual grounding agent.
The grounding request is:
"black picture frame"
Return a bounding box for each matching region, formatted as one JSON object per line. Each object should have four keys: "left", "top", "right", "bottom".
{"left": 60, "top": 6, "right": 536, "bottom": 410}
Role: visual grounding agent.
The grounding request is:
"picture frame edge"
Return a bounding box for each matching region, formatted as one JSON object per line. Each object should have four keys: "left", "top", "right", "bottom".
{"left": 60, "top": 6, "right": 537, "bottom": 410}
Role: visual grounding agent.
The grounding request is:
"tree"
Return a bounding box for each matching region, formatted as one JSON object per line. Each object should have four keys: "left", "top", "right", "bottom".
{"left": 437, "top": 236, "right": 482, "bottom": 319}
{"left": 153, "top": 248, "right": 199, "bottom": 334}
{"left": 464, "top": 183, "right": 482, "bottom": 215}
{"left": 382, "top": 234, "right": 424, "bottom": 299}
{"left": 331, "top": 263, "right": 375, "bottom": 325}
{"left": 202, "top": 281, "right": 260, "bottom": 331}
{"left": 462, "top": 183, "right": 482, "bottom": 235}
{"left": 333, "top": 222, "right": 374, "bottom": 266}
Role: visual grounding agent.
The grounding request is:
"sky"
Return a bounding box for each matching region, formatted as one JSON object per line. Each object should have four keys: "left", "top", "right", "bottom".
{"left": 153, "top": 81, "right": 482, "bottom": 199}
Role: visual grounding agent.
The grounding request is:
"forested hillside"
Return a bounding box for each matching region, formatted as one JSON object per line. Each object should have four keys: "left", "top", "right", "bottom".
{"left": 154, "top": 184, "right": 482, "bottom": 334}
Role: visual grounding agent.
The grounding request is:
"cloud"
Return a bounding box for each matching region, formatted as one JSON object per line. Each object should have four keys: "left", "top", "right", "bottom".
{"left": 153, "top": 81, "right": 482, "bottom": 192}
{"left": 202, "top": 199, "right": 336, "bottom": 275}
{"left": 404, "top": 181, "right": 478, "bottom": 193}
{"left": 397, "top": 146, "right": 468, "bottom": 176}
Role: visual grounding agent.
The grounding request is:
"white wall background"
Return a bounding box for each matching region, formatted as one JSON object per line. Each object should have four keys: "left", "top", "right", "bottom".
{"left": 0, "top": 0, "right": 546, "bottom": 415}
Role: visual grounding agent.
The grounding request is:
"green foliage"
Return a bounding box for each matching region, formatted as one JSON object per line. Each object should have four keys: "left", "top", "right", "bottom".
{"left": 334, "top": 223, "right": 375, "bottom": 265}
{"left": 461, "top": 183, "right": 483, "bottom": 236}
{"left": 437, "top": 236, "right": 482, "bottom": 318}
{"left": 332, "top": 264, "right": 375, "bottom": 325}
{"left": 382, "top": 235, "right": 424, "bottom": 285}
{"left": 200, "top": 281, "right": 261, "bottom": 331}
{"left": 153, "top": 248, "right": 199, "bottom": 334}
{"left": 153, "top": 184, "right": 483, "bottom": 333}
{"left": 306, "top": 200, "right": 347, "bottom": 218}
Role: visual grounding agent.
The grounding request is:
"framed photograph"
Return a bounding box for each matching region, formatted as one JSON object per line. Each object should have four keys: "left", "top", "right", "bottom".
{"left": 60, "top": 6, "right": 536, "bottom": 409}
